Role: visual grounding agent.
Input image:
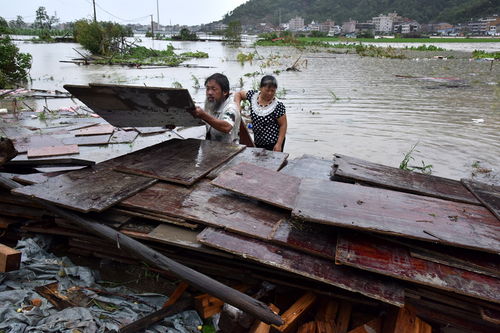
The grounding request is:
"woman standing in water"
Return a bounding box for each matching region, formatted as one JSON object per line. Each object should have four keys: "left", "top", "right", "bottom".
{"left": 234, "top": 75, "right": 287, "bottom": 152}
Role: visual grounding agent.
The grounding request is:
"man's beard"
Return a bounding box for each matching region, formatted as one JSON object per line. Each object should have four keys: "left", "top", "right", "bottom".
{"left": 205, "top": 97, "right": 222, "bottom": 114}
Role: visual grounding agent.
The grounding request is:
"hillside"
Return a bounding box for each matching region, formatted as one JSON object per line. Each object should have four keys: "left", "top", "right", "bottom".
{"left": 222, "top": 0, "right": 499, "bottom": 25}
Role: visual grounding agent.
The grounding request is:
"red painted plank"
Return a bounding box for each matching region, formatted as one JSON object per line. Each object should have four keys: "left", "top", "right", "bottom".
{"left": 293, "top": 178, "right": 500, "bottom": 254}
{"left": 197, "top": 228, "right": 405, "bottom": 306}
{"left": 336, "top": 232, "right": 500, "bottom": 303}
{"left": 211, "top": 162, "right": 301, "bottom": 209}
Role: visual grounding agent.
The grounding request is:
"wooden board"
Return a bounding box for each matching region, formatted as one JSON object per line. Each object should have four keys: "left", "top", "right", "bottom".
{"left": 27, "top": 144, "right": 79, "bottom": 158}
{"left": 206, "top": 148, "right": 288, "bottom": 179}
{"left": 332, "top": 154, "right": 480, "bottom": 205}
{"left": 64, "top": 83, "right": 203, "bottom": 127}
{"left": 115, "top": 138, "right": 245, "bottom": 185}
{"left": 293, "top": 178, "right": 500, "bottom": 254}
{"left": 211, "top": 162, "right": 301, "bottom": 209}
{"left": 462, "top": 179, "right": 500, "bottom": 220}
{"left": 120, "top": 179, "right": 287, "bottom": 239}
{"left": 62, "top": 134, "right": 111, "bottom": 146}
{"left": 108, "top": 129, "right": 138, "bottom": 144}
{"left": 11, "top": 168, "right": 156, "bottom": 213}
{"left": 335, "top": 232, "right": 500, "bottom": 303}
{"left": 72, "top": 124, "right": 114, "bottom": 136}
{"left": 12, "top": 135, "right": 65, "bottom": 153}
{"left": 280, "top": 154, "right": 333, "bottom": 180}
{"left": 0, "top": 244, "right": 21, "bottom": 272}
{"left": 197, "top": 228, "right": 405, "bottom": 306}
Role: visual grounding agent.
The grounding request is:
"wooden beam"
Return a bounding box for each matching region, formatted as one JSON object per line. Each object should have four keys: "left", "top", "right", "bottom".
{"left": 336, "top": 301, "right": 353, "bottom": 333}
{"left": 0, "top": 175, "right": 284, "bottom": 326}
{"left": 393, "top": 306, "right": 432, "bottom": 333}
{"left": 162, "top": 281, "right": 189, "bottom": 308}
{"left": 0, "top": 243, "right": 21, "bottom": 272}
{"left": 274, "top": 291, "right": 318, "bottom": 333}
{"left": 249, "top": 304, "right": 280, "bottom": 333}
{"left": 348, "top": 318, "right": 382, "bottom": 333}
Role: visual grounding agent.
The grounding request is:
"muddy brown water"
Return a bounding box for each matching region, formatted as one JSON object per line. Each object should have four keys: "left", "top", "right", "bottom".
{"left": 5, "top": 37, "right": 500, "bottom": 181}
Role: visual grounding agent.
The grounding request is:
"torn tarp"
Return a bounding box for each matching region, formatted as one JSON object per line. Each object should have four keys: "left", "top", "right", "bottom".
{"left": 0, "top": 236, "right": 202, "bottom": 333}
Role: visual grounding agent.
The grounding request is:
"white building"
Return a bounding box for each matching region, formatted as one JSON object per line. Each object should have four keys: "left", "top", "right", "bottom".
{"left": 289, "top": 16, "right": 304, "bottom": 31}
{"left": 342, "top": 20, "right": 357, "bottom": 34}
{"left": 372, "top": 12, "right": 400, "bottom": 33}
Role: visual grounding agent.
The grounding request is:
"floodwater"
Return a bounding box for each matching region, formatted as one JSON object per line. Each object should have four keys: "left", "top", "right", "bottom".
{"left": 7, "top": 37, "right": 500, "bottom": 181}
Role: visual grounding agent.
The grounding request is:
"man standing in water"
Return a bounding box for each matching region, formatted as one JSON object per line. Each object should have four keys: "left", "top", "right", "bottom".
{"left": 191, "top": 73, "right": 240, "bottom": 144}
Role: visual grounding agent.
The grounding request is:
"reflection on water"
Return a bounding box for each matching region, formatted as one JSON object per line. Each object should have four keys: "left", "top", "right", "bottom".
{"left": 8, "top": 37, "right": 500, "bottom": 181}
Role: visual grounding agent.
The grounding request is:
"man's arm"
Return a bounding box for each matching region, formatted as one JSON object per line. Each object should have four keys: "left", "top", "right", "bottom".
{"left": 192, "top": 107, "right": 233, "bottom": 134}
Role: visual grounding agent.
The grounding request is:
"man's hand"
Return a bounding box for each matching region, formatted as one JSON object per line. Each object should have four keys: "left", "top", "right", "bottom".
{"left": 191, "top": 106, "right": 207, "bottom": 120}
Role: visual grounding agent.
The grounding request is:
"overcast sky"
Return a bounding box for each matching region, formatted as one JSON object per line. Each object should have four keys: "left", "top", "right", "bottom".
{"left": 2, "top": 0, "right": 249, "bottom": 26}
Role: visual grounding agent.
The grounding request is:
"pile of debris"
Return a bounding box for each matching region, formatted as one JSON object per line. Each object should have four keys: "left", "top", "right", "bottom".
{"left": 1, "top": 131, "right": 499, "bottom": 332}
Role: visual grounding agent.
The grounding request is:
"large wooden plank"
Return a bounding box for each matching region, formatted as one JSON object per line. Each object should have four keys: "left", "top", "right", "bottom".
{"left": 12, "top": 134, "right": 65, "bottom": 153}
{"left": 120, "top": 179, "right": 287, "bottom": 239}
{"left": 108, "top": 129, "right": 138, "bottom": 144}
{"left": 211, "top": 162, "right": 301, "bottom": 209}
{"left": 336, "top": 232, "right": 500, "bottom": 303}
{"left": 62, "top": 134, "right": 111, "bottom": 146}
{"left": 462, "top": 179, "right": 500, "bottom": 220}
{"left": 115, "top": 139, "right": 244, "bottom": 185}
{"left": 12, "top": 168, "right": 156, "bottom": 212}
{"left": 293, "top": 178, "right": 500, "bottom": 254}
{"left": 72, "top": 124, "right": 114, "bottom": 136}
{"left": 332, "top": 154, "right": 480, "bottom": 205}
{"left": 64, "top": 84, "right": 203, "bottom": 127}
{"left": 197, "top": 228, "right": 406, "bottom": 306}
{"left": 27, "top": 144, "right": 79, "bottom": 158}
{"left": 206, "top": 148, "right": 288, "bottom": 179}
{"left": 280, "top": 154, "right": 333, "bottom": 180}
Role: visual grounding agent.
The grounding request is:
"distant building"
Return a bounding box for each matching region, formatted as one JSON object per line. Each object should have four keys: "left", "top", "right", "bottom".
{"left": 393, "top": 21, "right": 420, "bottom": 34}
{"left": 468, "top": 16, "right": 498, "bottom": 35}
{"left": 289, "top": 16, "right": 304, "bottom": 31}
{"left": 372, "top": 12, "right": 401, "bottom": 33}
{"left": 342, "top": 20, "right": 357, "bottom": 34}
{"left": 356, "top": 22, "right": 375, "bottom": 33}
{"left": 320, "top": 20, "right": 335, "bottom": 33}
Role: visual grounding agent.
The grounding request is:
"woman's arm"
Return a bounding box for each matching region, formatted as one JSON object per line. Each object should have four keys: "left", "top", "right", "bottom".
{"left": 273, "top": 114, "right": 287, "bottom": 152}
{"left": 233, "top": 90, "right": 248, "bottom": 110}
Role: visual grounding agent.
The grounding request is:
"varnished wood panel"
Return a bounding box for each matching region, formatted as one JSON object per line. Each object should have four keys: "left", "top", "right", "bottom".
{"left": 293, "top": 178, "right": 500, "bottom": 253}
{"left": 72, "top": 124, "right": 114, "bottom": 136}
{"left": 120, "top": 179, "right": 287, "bottom": 239}
{"left": 280, "top": 154, "right": 333, "bottom": 180}
{"left": 211, "top": 162, "right": 301, "bottom": 209}
{"left": 336, "top": 232, "right": 500, "bottom": 303}
{"left": 115, "top": 138, "right": 245, "bottom": 185}
{"left": 12, "top": 168, "right": 156, "bottom": 212}
{"left": 27, "top": 144, "right": 79, "bottom": 158}
{"left": 462, "top": 179, "right": 500, "bottom": 220}
{"left": 197, "top": 228, "right": 405, "bottom": 306}
{"left": 206, "top": 148, "right": 288, "bottom": 179}
{"left": 64, "top": 84, "right": 203, "bottom": 127}
{"left": 333, "top": 154, "right": 479, "bottom": 205}
{"left": 271, "top": 219, "right": 337, "bottom": 260}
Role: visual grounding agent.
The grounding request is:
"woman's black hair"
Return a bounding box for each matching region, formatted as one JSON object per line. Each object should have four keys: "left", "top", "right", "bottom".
{"left": 260, "top": 75, "right": 278, "bottom": 88}
{"left": 205, "top": 73, "right": 230, "bottom": 95}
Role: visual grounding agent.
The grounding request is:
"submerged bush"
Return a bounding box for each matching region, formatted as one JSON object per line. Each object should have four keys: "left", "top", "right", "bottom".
{"left": 0, "top": 36, "right": 32, "bottom": 88}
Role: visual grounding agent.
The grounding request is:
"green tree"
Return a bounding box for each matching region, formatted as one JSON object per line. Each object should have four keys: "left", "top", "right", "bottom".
{"left": 0, "top": 17, "right": 9, "bottom": 34}
{"left": 73, "top": 19, "right": 131, "bottom": 55}
{"left": 0, "top": 36, "right": 32, "bottom": 88}
{"left": 224, "top": 20, "right": 242, "bottom": 43}
{"left": 34, "top": 6, "right": 59, "bottom": 30}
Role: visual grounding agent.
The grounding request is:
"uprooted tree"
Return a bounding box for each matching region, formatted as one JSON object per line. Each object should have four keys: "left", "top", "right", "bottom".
{"left": 73, "top": 19, "right": 133, "bottom": 56}
{"left": 0, "top": 36, "right": 32, "bottom": 88}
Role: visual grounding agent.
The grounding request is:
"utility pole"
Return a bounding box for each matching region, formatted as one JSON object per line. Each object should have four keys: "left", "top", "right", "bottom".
{"left": 150, "top": 14, "right": 154, "bottom": 39}
{"left": 156, "top": 0, "right": 160, "bottom": 30}
{"left": 92, "top": 0, "right": 97, "bottom": 22}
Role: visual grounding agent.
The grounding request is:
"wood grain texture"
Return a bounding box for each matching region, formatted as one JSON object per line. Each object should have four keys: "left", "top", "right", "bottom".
{"left": 332, "top": 154, "right": 480, "bottom": 205}
{"left": 62, "top": 134, "right": 111, "bottom": 146}
{"left": 293, "top": 178, "right": 500, "bottom": 253}
{"left": 64, "top": 84, "right": 203, "bottom": 128}
{"left": 27, "top": 144, "right": 79, "bottom": 158}
{"left": 211, "top": 162, "right": 301, "bottom": 209}
{"left": 206, "top": 148, "right": 288, "bottom": 179}
{"left": 120, "top": 179, "right": 287, "bottom": 239}
{"left": 335, "top": 232, "right": 500, "bottom": 303}
{"left": 12, "top": 134, "right": 65, "bottom": 153}
{"left": 108, "top": 129, "right": 138, "bottom": 144}
{"left": 393, "top": 306, "right": 431, "bottom": 333}
{"left": 197, "top": 228, "right": 405, "bottom": 306}
{"left": 280, "top": 154, "right": 333, "bottom": 180}
{"left": 12, "top": 168, "right": 156, "bottom": 212}
{"left": 462, "top": 179, "right": 500, "bottom": 220}
{"left": 115, "top": 139, "right": 244, "bottom": 185}
{"left": 72, "top": 124, "right": 114, "bottom": 136}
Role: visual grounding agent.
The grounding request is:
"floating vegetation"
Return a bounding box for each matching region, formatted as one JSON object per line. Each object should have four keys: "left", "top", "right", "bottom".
{"left": 405, "top": 44, "right": 445, "bottom": 51}
{"left": 355, "top": 44, "right": 405, "bottom": 59}
{"left": 472, "top": 50, "right": 500, "bottom": 60}
{"left": 191, "top": 75, "right": 200, "bottom": 89}
{"left": 244, "top": 71, "right": 261, "bottom": 77}
{"left": 236, "top": 52, "right": 256, "bottom": 64}
{"left": 171, "top": 81, "right": 183, "bottom": 88}
{"left": 327, "top": 89, "right": 341, "bottom": 103}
